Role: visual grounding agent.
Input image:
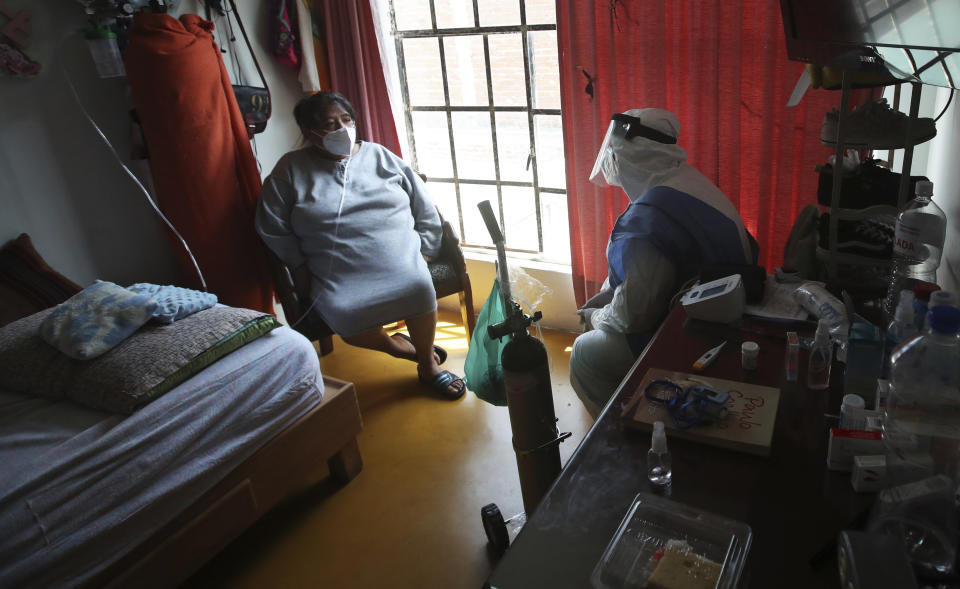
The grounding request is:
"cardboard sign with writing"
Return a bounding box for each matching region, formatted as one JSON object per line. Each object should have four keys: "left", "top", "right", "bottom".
{"left": 621, "top": 368, "right": 781, "bottom": 456}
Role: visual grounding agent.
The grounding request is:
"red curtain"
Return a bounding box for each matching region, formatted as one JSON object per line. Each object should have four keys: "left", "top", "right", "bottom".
{"left": 557, "top": 1, "right": 842, "bottom": 306}
{"left": 124, "top": 13, "right": 273, "bottom": 313}
{"left": 314, "top": 0, "right": 401, "bottom": 154}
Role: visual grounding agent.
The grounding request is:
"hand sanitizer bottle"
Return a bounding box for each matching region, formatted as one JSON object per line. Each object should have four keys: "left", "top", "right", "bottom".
{"left": 647, "top": 421, "right": 672, "bottom": 486}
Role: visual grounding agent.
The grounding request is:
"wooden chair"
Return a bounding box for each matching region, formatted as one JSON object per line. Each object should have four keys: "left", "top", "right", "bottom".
{"left": 263, "top": 212, "right": 476, "bottom": 356}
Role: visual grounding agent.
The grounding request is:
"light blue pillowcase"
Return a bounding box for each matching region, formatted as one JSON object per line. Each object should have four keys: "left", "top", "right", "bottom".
{"left": 127, "top": 283, "right": 218, "bottom": 324}
{"left": 39, "top": 280, "right": 159, "bottom": 360}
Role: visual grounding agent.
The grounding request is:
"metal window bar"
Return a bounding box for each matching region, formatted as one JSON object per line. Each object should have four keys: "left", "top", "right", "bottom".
{"left": 388, "top": 0, "right": 564, "bottom": 256}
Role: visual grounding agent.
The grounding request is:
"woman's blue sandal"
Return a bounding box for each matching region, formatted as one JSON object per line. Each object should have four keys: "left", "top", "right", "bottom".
{"left": 420, "top": 370, "right": 466, "bottom": 399}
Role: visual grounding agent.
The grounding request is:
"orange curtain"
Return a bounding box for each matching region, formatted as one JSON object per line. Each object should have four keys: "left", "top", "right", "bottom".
{"left": 124, "top": 13, "right": 273, "bottom": 312}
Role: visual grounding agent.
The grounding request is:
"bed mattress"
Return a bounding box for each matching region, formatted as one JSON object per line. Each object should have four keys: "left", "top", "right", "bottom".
{"left": 0, "top": 326, "right": 323, "bottom": 588}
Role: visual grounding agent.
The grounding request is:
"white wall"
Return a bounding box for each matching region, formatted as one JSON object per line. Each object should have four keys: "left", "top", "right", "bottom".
{"left": 439, "top": 255, "right": 581, "bottom": 333}
{"left": 0, "top": 0, "right": 307, "bottom": 292}
{"left": 0, "top": 0, "right": 179, "bottom": 287}
{"left": 925, "top": 87, "right": 960, "bottom": 295}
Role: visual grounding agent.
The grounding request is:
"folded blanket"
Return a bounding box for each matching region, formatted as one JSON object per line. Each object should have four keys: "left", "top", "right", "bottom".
{"left": 127, "top": 283, "right": 218, "bottom": 323}
{"left": 38, "top": 281, "right": 158, "bottom": 360}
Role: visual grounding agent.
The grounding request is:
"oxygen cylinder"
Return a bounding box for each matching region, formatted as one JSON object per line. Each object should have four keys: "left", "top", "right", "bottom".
{"left": 501, "top": 331, "right": 562, "bottom": 515}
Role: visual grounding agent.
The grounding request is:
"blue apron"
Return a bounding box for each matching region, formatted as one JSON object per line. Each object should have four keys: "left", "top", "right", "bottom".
{"left": 607, "top": 186, "right": 759, "bottom": 355}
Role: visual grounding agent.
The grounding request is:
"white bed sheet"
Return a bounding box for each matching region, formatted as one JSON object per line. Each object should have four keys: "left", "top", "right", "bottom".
{"left": 0, "top": 326, "right": 323, "bottom": 589}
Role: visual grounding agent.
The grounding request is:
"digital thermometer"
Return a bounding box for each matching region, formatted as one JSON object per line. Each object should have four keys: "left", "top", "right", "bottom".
{"left": 680, "top": 274, "right": 746, "bottom": 323}
{"left": 692, "top": 341, "right": 726, "bottom": 372}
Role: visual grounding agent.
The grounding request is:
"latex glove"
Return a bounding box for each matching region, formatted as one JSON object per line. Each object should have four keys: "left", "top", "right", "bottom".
{"left": 577, "top": 307, "right": 598, "bottom": 331}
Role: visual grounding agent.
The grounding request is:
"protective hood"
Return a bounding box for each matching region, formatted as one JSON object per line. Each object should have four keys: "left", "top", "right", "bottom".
{"left": 589, "top": 108, "right": 688, "bottom": 200}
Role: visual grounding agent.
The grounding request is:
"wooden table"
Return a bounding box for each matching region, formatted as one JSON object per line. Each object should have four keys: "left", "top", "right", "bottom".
{"left": 486, "top": 306, "right": 873, "bottom": 588}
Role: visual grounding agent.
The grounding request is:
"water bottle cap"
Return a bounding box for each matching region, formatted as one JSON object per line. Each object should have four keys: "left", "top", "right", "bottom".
{"left": 915, "top": 180, "right": 933, "bottom": 197}
{"left": 930, "top": 290, "right": 956, "bottom": 308}
{"left": 929, "top": 306, "right": 960, "bottom": 335}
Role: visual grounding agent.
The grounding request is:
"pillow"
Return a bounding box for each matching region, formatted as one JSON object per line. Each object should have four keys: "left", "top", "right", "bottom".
{"left": 0, "top": 233, "right": 82, "bottom": 327}
{"left": 39, "top": 281, "right": 159, "bottom": 360}
{"left": 126, "top": 283, "right": 218, "bottom": 323}
{"left": 0, "top": 305, "right": 279, "bottom": 413}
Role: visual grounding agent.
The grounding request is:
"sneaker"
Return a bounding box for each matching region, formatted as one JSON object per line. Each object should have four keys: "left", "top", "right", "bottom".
{"left": 821, "top": 98, "right": 936, "bottom": 149}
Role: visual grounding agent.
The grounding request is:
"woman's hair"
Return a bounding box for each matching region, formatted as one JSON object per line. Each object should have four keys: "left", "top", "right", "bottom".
{"left": 293, "top": 91, "right": 357, "bottom": 133}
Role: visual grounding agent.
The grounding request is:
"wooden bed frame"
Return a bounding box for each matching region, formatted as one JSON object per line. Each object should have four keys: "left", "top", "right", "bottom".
{"left": 83, "top": 375, "right": 363, "bottom": 589}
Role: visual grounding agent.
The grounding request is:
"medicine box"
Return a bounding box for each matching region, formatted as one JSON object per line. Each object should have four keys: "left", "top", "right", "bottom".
{"left": 827, "top": 428, "right": 883, "bottom": 472}
{"left": 851, "top": 455, "right": 886, "bottom": 493}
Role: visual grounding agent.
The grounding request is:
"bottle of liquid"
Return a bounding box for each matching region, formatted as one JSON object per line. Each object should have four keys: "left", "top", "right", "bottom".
{"left": 881, "top": 290, "right": 917, "bottom": 379}
{"left": 877, "top": 305, "right": 960, "bottom": 576}
{"left": 883, "top": 180, "right": 947, "bottom": 318}
{"left": 884, "top": 305, "right": 960, "bottom": 483}
{"left": 807, "top": 318, "right": 833, "bottom": 390}
{"left": 647, "top": 421, "right": 672, "bottom": 486}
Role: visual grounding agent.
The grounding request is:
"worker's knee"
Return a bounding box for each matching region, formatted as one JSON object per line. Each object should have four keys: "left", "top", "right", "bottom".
{"left": 569, "top": 330, "right": 636, "bottom": 418}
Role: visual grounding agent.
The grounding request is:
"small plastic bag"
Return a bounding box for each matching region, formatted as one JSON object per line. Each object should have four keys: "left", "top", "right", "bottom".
{"left": 464, "top": 278, "right": 509, "bottom": 406}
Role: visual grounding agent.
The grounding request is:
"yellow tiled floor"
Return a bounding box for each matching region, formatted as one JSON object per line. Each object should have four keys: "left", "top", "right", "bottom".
{"left": 186, "top": 311, "right": 592, "bottom": 589}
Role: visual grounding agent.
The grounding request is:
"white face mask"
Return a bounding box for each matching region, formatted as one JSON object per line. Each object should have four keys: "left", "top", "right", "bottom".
{"left": 314, "top": 126, "right": 356, "bottom": 157}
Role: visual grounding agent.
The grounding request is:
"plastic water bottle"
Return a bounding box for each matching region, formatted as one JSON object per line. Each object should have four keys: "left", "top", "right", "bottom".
{"left": 883, "top": 181, "right": 946, "bottom": 318}
{"left": 884, "top": 305, "right": 960, "bottom": 483}
{"left": 881, "top": 290, "right": 917, "bottom": 379}
{"left": 878, "top": 305, "right": 960, "bottom": 575}
{"left": 647, "top": 421, "right": 672, "bottom": 486}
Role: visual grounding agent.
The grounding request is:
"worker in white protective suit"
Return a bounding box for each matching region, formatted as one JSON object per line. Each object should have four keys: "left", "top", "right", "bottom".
{"left": 570, "top": 108, "right": 758, "bottom": 418}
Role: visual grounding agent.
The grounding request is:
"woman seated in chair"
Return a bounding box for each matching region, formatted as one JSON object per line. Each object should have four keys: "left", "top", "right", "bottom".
{"left": 256, "top": 91, "right": 465, "bottom": 399}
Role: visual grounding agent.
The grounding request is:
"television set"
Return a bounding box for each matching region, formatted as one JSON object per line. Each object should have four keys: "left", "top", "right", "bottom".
{"left": 780, "top": 0, "right": 960, "bottom": 89}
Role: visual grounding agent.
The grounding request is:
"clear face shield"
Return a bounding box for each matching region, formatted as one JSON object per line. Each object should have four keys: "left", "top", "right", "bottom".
{"left": 589, "top": 113, "right": 680, "bottom": 187}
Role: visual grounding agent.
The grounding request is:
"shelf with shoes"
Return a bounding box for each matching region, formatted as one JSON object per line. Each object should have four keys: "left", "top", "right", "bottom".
{"left": 816, "top": 72, "right": 935, "bottom": 295}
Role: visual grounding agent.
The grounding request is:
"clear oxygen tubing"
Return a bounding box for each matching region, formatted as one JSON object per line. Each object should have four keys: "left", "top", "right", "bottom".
{"left": 284, "top": 149, "right": 352, "bottom": 330}
{"left": 59, "top": 32, "right": 207, "bottom": 291}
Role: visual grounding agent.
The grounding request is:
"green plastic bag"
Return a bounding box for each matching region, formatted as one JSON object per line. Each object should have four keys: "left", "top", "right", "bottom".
{"left": 464, "top": 279, "right": 509, "bottom": 406}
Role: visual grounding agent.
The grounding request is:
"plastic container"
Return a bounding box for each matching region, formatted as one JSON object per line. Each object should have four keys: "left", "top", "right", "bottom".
{"left": 741, "top": 341, "right": 759, "bottom": 370}
{"left": 85, "top": 25, "right": 126, "bottom": 79}
{"left": 884, "top": 181, "right": 946, "bottom": 317}
{"left": 807, "top": 318, "right": 833, "bottom": 390}
{"left": 878, "top": 305, "right": 960, "bottom": 576}
{"left": 785, "top": 331, "right": 799, "bottom": 382}
{"left": 840, "top": 394, "right": 866, "bottom": 429}
{"left": 590, "top": 492, "right": 752, "bottom": 589}
{"left": 647, "top": 421, "right": 672, "bottom": 486}
{"left": 882, "top": 290, "right": 917, "bottom": 379}
{"left": 884, "top": 305, "right": 960, "bottom": 484}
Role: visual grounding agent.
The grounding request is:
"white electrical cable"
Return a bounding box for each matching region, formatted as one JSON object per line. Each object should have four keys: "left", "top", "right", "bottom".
{"left": 284, "top": 150, "right": 351, "bottom": 329}
{"left": 59, "top": 35, "right": 207, "bottom": 291}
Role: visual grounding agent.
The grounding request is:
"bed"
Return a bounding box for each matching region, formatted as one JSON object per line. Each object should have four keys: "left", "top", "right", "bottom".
{"left": 0, "top": 236, "right": 364, "bottom": 589}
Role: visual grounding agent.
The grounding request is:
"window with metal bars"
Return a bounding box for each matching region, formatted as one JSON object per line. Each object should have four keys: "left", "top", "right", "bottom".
{"left": 386, "top": 0, "right": 570, "bottom": 264}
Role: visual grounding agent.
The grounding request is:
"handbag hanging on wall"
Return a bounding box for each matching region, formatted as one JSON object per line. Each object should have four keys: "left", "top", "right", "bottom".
{"left": 207, "top": 0, "right": 272, "bottom": 137}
